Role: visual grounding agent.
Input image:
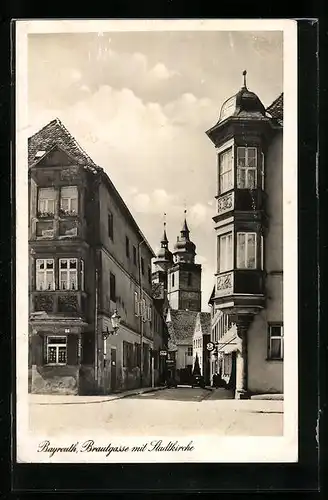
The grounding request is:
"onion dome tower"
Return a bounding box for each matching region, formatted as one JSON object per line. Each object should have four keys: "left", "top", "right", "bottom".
{"left": 152, "top": 217, "right": 173, "bottom": 292}
{"left": 167, "top": 211, "right": 202, "bottom": 312}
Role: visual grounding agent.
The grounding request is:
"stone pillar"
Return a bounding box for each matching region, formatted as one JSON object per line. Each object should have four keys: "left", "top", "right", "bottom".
{"left": 233, "top": 315, "right": 253, "bottom": 399}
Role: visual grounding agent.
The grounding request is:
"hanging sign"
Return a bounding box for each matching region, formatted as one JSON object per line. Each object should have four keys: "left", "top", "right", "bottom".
{"left": 206, "top": 342, "right": 215, "bottom": 352}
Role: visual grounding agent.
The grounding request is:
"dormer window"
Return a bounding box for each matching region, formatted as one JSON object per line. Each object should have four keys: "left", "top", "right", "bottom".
{"left": 237, "top": 147, "right": 257, "bottom": 189}
{"left": 60, "top": 186, "right": 78, "bottom": 215}
{"left": 219, "top": 148, "right": 233, "bottom": 194}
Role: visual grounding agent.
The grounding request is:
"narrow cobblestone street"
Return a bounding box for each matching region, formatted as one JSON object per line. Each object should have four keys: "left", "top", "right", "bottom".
{"left": 29, "top": 387, "right": 283, "bottom": 437}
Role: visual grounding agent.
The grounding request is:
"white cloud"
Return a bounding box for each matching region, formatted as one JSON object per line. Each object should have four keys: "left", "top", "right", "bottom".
{"left": 149, "top": 62, "right": 177, "bottom": 80}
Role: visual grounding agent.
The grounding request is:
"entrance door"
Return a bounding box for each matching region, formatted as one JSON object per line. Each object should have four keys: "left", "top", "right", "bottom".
{"left": 110, "top": 348, "right": 117, "bottom": 392}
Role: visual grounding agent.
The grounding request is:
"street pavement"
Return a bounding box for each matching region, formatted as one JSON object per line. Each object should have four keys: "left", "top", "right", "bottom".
{"left": 29, "top": 386, "right": 283, "bottom": 437}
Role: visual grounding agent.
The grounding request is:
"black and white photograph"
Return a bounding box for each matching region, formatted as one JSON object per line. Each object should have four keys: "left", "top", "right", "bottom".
{"left": 15, "top": 19, "right": 298, "bottom": 463}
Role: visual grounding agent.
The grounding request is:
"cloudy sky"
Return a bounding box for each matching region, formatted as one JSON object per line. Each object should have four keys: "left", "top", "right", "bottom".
{"left": 27, "top": 29, "right": 283, "bottom": 310}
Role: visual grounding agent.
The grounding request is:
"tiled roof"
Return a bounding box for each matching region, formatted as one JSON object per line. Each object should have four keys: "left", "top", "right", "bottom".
{"left": 266, "top": 93, "right": 283, "bottom": 125}
{"left": 28, "top": 118, "right": 100, "bottom": 172}
{"left": 167, "top": 309, "right": 198, "bottom": 347}
{"left": 199, "top": 312, "right": 211, "bottom": 334}
{"left": 28, "top": 118, "right": 155, "bottom": 257}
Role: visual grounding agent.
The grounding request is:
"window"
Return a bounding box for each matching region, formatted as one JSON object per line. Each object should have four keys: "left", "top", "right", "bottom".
{"left": 148, "top": 267, "right": 152, "bottom": 284}
{"left": 219, "top": 233, "right": 233, "bottom": 272}
{"left": 38, "top": 188, "right": 56, "bottom": 215}
{"left": 237, "top": 232, "right": 257, "bottom": 269}
{"left": 219, "top": 148, "right": 233, "bottom": 194}
{"left": 187, "top": 347, "right": 193, "bottom": 356}
{"left": 147, "top": 305, "right": 152, "bottom": 323}
{"left": 133, "top": 246, "right": 137, "bottom": 265}
{"left": 261, "top": 235, "right": 264, "bottom": 270}
{"left": 172, "top": 273, "right": 175, "bottom": 287}
{"left": 141, "top": 257, "right": 145, "bottom": 275}
{"left": 134, "top": 291, "right": 139, "bottom": 316}
{"left": 60, "top": 186, "right": 78, "bottom": 214}
{"left": 110, "top": 273, "right": 116, "bottom": 302}
{"left": 187, "top": 273, "right": 192, "bottom": 286}
{"left": 36, "top": 259, "right": 55, "bottom": 290}
{"left": 125, "top": 236, "right": 130, "bottom": 259}
{"left": 108, "top": 212, "right": 114, "bottom": 240}
{"left": 261, "top": 152, "right": 265, "bottom": 190}
{"left": 81, "top": 259, "right": 85, "bottom": 291}
{"left": 237, "top": 147, "right": 257, "bottom": 189}
{"left": 59, "top": 259, "right": 78, "bottom": 290}
{"left": 47, "top": 336, "right": 67, "bottom": 365}
{"left": 123, "top": 341, "right": 134, "bottom": 369}
{"left": 268, "top": 324, "right": 284, "bottom": 360}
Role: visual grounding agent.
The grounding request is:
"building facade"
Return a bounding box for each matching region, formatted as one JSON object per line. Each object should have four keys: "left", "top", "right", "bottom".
{"left": 192, "top": 312, "right": 211, "bottom": 385}
{"left": 206, "top": 74, "right": 283, "bottom": 398}
{"left": 28, "top": 119, "right": 167, "bottom": 395}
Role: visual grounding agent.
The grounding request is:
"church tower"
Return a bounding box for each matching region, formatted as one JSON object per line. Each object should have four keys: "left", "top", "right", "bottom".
{"left": 167, "top": 212, "right": 202, "bottom": 311}
{"left": 152, "top": 220, "right": 173, "bottom": 291}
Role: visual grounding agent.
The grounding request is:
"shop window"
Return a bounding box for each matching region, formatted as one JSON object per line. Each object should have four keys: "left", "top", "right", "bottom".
{"left": 268, "top": 324, "right": 284, "bottom": 360}
{"left": 36, "top": 259, "right": 55, "bottom": 291}
{"left": 46, "top": 336, "right": 67, "bottom": 365}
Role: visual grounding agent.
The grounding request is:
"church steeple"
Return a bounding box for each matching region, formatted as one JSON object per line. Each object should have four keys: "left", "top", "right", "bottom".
{"left": 173, "top": 210, "right": 196, "bottom": 264}
{"left": 167, "top": 210, "right": 202, "bottom": 311}
{"left": 153, "top": 214, "right": 173, "bottom": 270}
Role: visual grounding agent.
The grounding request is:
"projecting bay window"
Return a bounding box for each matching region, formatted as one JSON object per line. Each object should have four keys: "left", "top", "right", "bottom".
{"left": 218, "top": 148, "right": 233, "bottom": 194}
{"left": 236, "top": 232, "right": 257, "bottom": 269}
{"left": 38, "top": 188, "right": 56, "bottom": 216}
{"left": 46, "top": 336, "right": 67, "bottom": 365}
{"left": 59, "top": 258, "right": 78, "bottom": 290}
{"left": 60, "top": 186, "right": 78, "bottom": 215}
{"left": 36, "top": 259, "right": 55, "bottom": 290}
{"left": 218, "top": 233, "right": 233, "bottom": 273}
{"left": 237, "top": 147, "right": 257, "bottom": 189}
{"left": 268, "top": 324, "right": 284, "bottom": 360}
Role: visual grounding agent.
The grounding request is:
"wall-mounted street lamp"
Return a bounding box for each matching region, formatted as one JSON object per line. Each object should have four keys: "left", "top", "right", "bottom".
{"left": 102, "top": 310, "right": 122, "bottom": 339}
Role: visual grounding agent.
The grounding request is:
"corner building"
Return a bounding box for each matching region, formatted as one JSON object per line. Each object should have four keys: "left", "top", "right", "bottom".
{"left": 28, "top": 119, "right": 167, "bottom": 395}
{"left": 206, "top": 75, "right": 283, "bottom": 398}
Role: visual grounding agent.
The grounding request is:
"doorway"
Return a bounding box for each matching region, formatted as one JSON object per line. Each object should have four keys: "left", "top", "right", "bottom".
{"left": 110, "top": 348, "right": 117, "bottom": 392}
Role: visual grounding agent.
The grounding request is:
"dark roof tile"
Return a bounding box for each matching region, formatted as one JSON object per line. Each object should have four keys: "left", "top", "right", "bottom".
{"left": 28, "top": 118, "right": 100, "bottom": 172}
{"left": 266, "top": 93, "right": 283, "bottom": 125}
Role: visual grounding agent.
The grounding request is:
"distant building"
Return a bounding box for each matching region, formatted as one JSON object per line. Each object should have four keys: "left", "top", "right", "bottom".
{"left": 28, "top": 118, "right": 167, "bottom": 395}
{"left": 192, "top": 312, "right": 211, "bottom": 385}
{"left": 152, "top": 215, "right": 204, "bottom": 384}
{"left": 206, "top": 73, "right": 283, "bottom": 398}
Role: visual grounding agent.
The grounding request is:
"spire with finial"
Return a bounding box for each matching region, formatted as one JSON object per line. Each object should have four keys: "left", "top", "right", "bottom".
{"left": 242, "top": 69, "right": 247, "bottom": 89}
{"left": 161, "top": 213, "right": 168, "bottom": 246}
{"left": 181, "top": 208, "right": 190, "bottom": 236}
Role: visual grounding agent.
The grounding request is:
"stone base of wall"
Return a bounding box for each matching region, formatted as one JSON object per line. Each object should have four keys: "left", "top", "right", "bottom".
{"left": 31, "top": 365, "right": 79, "bottom": 395}
{"left": 79, "top": 365, "right": 97, "bottom": 395}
